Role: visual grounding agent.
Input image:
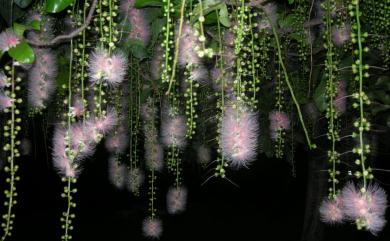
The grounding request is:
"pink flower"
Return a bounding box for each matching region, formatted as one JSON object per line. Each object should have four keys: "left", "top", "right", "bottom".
{"left": 145, "top": 142, "right": 164, "bottom": 171}
{"left": 332, "top": 24, "right": 351, "bottom": 46}
{"left": 223, "top": 47, "right": 235, "bottom": 69}
{"left": 167, "top": 186, "right": 188, "bottom": 215}
{"left": 341, "top": 182, "right": 387, "bottom": 234}
{"left": 269, "top": 111, "right": 290, "bottom": 140}
{"left": 160, "top": 114, "right": 187, "bottom": 149}
{"left": 221, "top": 103, "right": 259, "bottom": 168}
{"left": 197, "top": 145, "right": 211, "bottom": 166}
{"left": 126, "top": 9, "right": 150, "bottom": 45}
{"left": 28, "top": 48, "right": 57, "bottom": 110}
{"left": 108, "top": 156, "right": 127, "bottom": 189}
{"left": 0, "top": 71, "right": 8, "bottom": 88}
{"left": 319, "top": 197, "right": 344, "bottom": 224}
{"left": 126, "top": 167, "right": 144, "bottom": 194}
{"left": 105, "top": 132, "right": 128, "bottom": 154}
{"left": 142, "top": 218, "right": 162, "bottom": 238}
{"left": 89, "top": 110, "right": 118, "bottom": 137}
{"left": 0, "top": 30, "right": 20, "bottom": 52}
{"left": 223, "top": 30, "right": 235, "bottom": 47}
{"left": 334, "top": 80, "right": 347, "bottom": 115}
{"left": 150, "top": 46, "right": 163, "bottom": 80}
{"left": 189, "top": 65, "right": 208, "bottom": 84}
{"left": 178, "top": 22, "right": 201, "bottom": 67}
{"left": 72, "top": 97, "right": 85, "bottom": 117}
{"left": 88, "top": 49, "right": 127, "bottom": 85}
{"left": 0, "top": 93, "right": 12, "bottom": 110}
{"left": 364, "top": 213, "right": 387, "bottom": 236}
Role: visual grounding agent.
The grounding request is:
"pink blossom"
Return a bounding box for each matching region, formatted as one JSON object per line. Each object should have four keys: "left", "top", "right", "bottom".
{"left": 127, "top": 9, "right": 150, "bottom": 45}
{"left": 0, "top": 30, "right": 20, "bottom": 52}
{"left": 90, "top": 110, "right": 118, "bottom": 137}
{"left": 0, "top": 93, "right": 12, "bottom": 110}
{"left": 108, "top": 156, "right": 127, "bottom": 189}
{"left": 197, "top": 145, "right": 211, "bottom": 166}
{"left": 72, "top": 97, "right": 85, "bottom": 117}
{"left": 145, "top": 142, "right": 164, "bottom": 171}
{"left": 105, "top": 132, "right": 128, "bottom": 154}
{"left": 142, "top": 218, "right": 162, "bottom": 238}
{"left": 178, "top": 22, "right": 201, "bottom": 67}
{"left": 334, "top": 80, "right": 347, "bottom": 115}
{"left": 189, "top": 65, "right": 208, "bottom": 84}
{"left": 341, "top": 182, "right": 387, "bottom": 234}
{"left": 223, "top": 30, "right": 235, "bottom": 47}
{"left": 150, "top": 46, "right": 163, "bottom": 80}
{"left": 269, "top": 111, "right": 290, "bottom": 140}
{"left": 221, "top": 103, "right": 259, "bottom": 168}
{"left": 332, "top": 24, "right": 351, "bottom": 46}
{"left": 0, "top": 71, "right": 8, "bottom": 88}
{"left": 167, "top": 186, "right": 188, "bottom": 215}
{"left": 160, "top": 114, "right": 187, "bottom": 149}
{"left": 319, "top": 197, "right": 345, "bottom": 224}
{"left": 88, "top": 49, "right": 127, "bottom": 85}
{"left": 223, "top": 47, "right": 235, "bottom": 69}
{"left": 364, "top": 213, "right": 387, "bottom": 236}
{"left": 28, "top": 48, "right": 57, "bottom": 110}
{"left": 126, "top": 167, "right": 144, "bottom": 194}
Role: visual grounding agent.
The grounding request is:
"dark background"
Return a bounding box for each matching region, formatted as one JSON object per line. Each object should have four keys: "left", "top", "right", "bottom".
{"left": 1, "top": 116, "right": 390, "bottom": 241}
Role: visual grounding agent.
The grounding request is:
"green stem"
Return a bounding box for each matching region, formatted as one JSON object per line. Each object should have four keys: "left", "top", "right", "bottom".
{"left": 267, "top": 13, "right": 314, "bottom": 149}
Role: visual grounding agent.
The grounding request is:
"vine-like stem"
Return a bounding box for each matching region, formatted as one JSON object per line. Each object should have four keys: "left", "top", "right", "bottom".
{"left": 166, "top": 0, "right": 186, "bottom": 95}
{"left": 28, "top": 0, "right": 98, "bottom": 46}
{"left": 324, "top": 0, "right": 338, "bottom": 199}
{"left": 266, "top": 12, "right": 315, "bottom": 149}
{"left": 63, "top": 178, "right": 72, "bottom": 241}
{"left": 353, "top": 0, "right": 367, "bottom": 190}
{"left": 1, "top": 63, "right": 16, "bottom": 241}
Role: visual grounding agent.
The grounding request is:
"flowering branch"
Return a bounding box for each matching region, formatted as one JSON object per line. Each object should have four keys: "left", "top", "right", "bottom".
{"left": 27, "top": 0, "right": 98, "bottom": 47}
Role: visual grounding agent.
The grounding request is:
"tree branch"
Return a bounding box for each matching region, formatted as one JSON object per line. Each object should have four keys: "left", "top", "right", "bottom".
{"left": 27, "top": 0, "right": 98, "bottom": 47}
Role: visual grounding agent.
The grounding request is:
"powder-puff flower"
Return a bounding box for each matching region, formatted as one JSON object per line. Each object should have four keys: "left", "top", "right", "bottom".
{"left": 142, "top": 218, "right": 162, "bottom": 239}
{"left": 0, "top": 93, "right": 12, "bottom": 110}
{"left": 178, "top": 22, "right": 201, "bottom": 67}
{"left": 364, "top": 213, "right": 387, "bottom": 235}
{"left": 197, "top": 145, "right": 211, "bottom": 166}
{"left": 332, "top": 24, "right": 351, "bottom": 46}
{"left": 211, "top": 67, "right": 234, "bottom": 93}
{"left": 167, "top": 186, "right": 188, "bottom": 215}
{"left": 341, "top": 182, "right": 387, "bottom": 234}
{"left": 161, "top": 113, "right": 187, "bottom": 149}
{"left": 223, "top": 47, "right": 236, "bottom": 69}
{"left": 223, "top": 30, "right": 235, "bottom": 47}
{"left": 28, "top": 48, "right": 57, "bottom": 109}
{"left": 221, "top": 102, "right": 259, "bottom": 168}
{"left": 189, "top": 65, "right": 208, "bottom": 85}
{"left": 88, "top": 49, "right": 128, "bottom": 85}
{"left": 127, "top": 9, "right": 150, "bottom": 45}
{"left": 319, "top": 197, "right": 345, "bottom": 224}
{"left": 0, "top": 71, "right": 8, "bottom": 89}
{"left": 108, "top": 157, "right": 127, "bottom": 189}
{"left": 105, "top": 132, "right": 128, "bottom": 154}
{"left": 127, "top": 167, "right": 144, "bottom": 194}
{"left": 72, "top": 97, "right": 85, "bottom": 117}
{"left": 269, "top": 111, "right": 290, "bottom": 140}
{"left": 0, "top": 30, "right": 20, "bottom": 52}
{"left": 334, "top": 80, "right": 347, "bottom": 115}
{"left": 145, "top": 142, "right": 164, "bottom": 171}
{"left": 150, "top": 46, "right": 163, "bottom": 80}
{"left": 91, "top": 110, "right": 118, "bottom": 136}
{"left": 52, "top": 127, "right": 81, "bottom": 177}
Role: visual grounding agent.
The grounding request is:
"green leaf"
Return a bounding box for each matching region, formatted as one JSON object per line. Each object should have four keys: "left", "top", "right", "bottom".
{"left": 0, "top": 0, "right": 25, "bottom": 25}
{"left": 288, "top": 0, "right": 294, "bottom": 4}
{"left": 134, "top": 0, "right": 163, "bottom": 8}
{"left": 45, "top": 0, "right": 74, "bottom": 13}
{"left": 8, "top": 41, "right": 35, "bottom": 64}
{"left": 218, "top": 4, "right": 230, "bottom": 27}
{"left": 29, "top": 20, "right": 41, "bottom": 30}
{"left": 14, "top": 0, "right": 33, "bottom": 8}
{"left": 13, "top": 23, "right": 27, "bottom": 37}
